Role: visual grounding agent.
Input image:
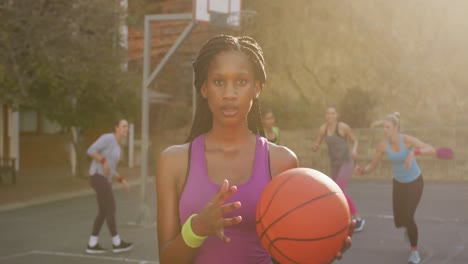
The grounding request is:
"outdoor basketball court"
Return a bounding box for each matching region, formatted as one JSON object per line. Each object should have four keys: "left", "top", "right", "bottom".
{"left": 1, "top": 1, "right": 466, "bottom": 263}
{"left": 0, "top": 184, "right": 159, "bottom": 264}
{"left": 0, "top": 180, "right": 466, "bottom": 264}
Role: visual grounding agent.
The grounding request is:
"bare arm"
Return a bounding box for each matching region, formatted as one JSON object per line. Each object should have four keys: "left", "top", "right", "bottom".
{"left": 156, "top": 145, "right": 199, "bottom": 264}
{"left": 156, "top": 144, "right": 242, "bottom": 264}
{"left": 312, "top": 125, "right": 326, "bottom": 152}
{"left": 404, "top": 135, "right": 436, "bottom": 156}
{"left": 402, "top": 135, "right": 436, "bottom": 169}
{"left": 358, "top": 142, "right": 385, "bottom": 175}
{"left": 342, "top": 123, "right": 358, "bottom": 160}
{"left": 269, "top": 143, "right": 299, "bottom": 177}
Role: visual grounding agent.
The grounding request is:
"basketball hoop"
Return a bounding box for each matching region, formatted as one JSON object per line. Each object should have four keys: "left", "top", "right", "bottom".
{"left": 209, "top": 10, "right": 257, "bottom": 33}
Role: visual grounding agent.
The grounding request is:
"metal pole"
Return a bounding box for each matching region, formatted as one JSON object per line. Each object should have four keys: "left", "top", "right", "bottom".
{"left": 138, "top": 14, "right": 195, "bottom": 226}
{"left": 128, "top": 123, "right": 134, "bottom": 168}
{"left": 144, "top": 21, "right": 196, "bottom": 87}
{"left": 138, "top": 16, "right": 152, "bottom": 226}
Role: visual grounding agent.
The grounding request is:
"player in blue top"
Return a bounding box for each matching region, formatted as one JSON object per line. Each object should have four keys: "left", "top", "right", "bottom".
{"left": 356, "top": 113, "right": 436, "bottom": 264}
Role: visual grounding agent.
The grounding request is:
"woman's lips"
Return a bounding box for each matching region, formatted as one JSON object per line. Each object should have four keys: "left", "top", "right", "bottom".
{"left": 221, "top": 106, "right": 239, "bottom": 117}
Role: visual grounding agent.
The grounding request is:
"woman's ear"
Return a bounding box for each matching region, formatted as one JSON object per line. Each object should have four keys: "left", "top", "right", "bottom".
{"left": 201, "top": 82, "right": 208, "bottom": 99}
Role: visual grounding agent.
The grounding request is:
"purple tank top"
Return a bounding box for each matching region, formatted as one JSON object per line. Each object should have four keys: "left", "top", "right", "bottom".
{"left": 179, "top": 134, "right": 273, "bottom": 264}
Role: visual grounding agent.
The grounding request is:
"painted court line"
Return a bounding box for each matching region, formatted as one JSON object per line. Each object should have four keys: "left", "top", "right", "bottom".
{"left": 31, "top": 250, "right": 159, "bottom": 264}
{"left": 0, "top": 251, "right": 34, "bottom": 261}
{"left": 0, "top": 178, "right": 152, "bottom": 213}
{"left": 366, "top": 214, "right": 467, "bottom": 223}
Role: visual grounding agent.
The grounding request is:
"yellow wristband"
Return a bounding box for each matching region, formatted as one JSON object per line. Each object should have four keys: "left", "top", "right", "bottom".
{"left": 181, "top": 214, "right": 207, "bottom": 248}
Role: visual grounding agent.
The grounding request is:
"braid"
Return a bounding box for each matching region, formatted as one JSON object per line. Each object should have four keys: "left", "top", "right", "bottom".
{"left": 248, "top": 98, "right": 265, "bottom": 137}
{"left": 186, "top": 96, "right": 212, "bottom": 142}
{"left": 186, "top": 35, "right": 266, "bottom": 143}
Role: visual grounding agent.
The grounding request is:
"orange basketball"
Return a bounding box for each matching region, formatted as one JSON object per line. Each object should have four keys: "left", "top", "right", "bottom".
{"left": 256, "top": 168, "right": 351, "bottom": 264}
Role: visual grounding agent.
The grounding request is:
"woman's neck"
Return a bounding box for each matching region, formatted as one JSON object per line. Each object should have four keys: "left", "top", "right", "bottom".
{"left": 114, "top": 133, "right": 122, "bottom": 143}
{"left": 206, "top": 123, "right": 253, "bottom": 148}
{"left": 326, "top": 120, "right": 337, "bottom": 127}
{"left": 389, "top": 133, "right": 399, "bottom": 144}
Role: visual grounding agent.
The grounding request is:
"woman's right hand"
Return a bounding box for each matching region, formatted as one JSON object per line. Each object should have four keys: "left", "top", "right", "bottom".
{"left": 103, "top": 162, "right": 111, "bottom": 175}
{"left": 191, "top": 179, "right": 243, "bottom": 243}
{"left": 354, "top": 165, "right": 364, "bottom": 176}
{"left": 312, "top": 144, "right": 319, "bottom": 152}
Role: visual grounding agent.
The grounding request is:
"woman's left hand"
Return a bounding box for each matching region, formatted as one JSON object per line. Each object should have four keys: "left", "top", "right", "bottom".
{"left": 121, "top": 179, "right": 129, "bottom": 191}
{"left": 333, "top": 219, "right": 355, "bottom": 261}
{"left": 405, "top": 152, "right": 414, "bottom": 170}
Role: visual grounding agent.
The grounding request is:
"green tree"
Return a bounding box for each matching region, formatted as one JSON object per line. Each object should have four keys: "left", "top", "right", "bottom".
{"left": 0, "top": 0, "right": 139, "bottom": 176}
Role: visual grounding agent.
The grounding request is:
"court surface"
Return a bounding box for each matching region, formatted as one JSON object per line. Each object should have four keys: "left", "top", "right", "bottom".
{"left": 0, "top": 180, "right": 466, "bottom": 263}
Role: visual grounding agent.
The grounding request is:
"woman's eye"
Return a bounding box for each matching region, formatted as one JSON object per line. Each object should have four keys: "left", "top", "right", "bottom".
{"left": 237, "top": 79, "right": 247, "bottom": 86}
{"left": 214, "top": 80, "right": 224, "bottom": 86}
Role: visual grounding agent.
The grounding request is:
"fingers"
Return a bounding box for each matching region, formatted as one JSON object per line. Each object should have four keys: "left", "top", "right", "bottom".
{"left": 343, "top": 236, "right": 352, "bottom": 251}
{"left": 218, "top": 186, "right": 238, "bottom": 205}
{"left": 335, "top": 236, "right": 352, "bottom": 261}
{"left": 198, "top": 180, "right": 242, "bottom": 242}
{"left": 335, "top": 251, "right": 343, "bottom": 260}
{"left": 348, "top": 219, "right": 356, "bottom": 237}
{"left": 216, "top": 228, "right": 231, "bottom": 243}
{"left": 354, "top": 166, "right": 363, "bottom": 175}
{"left": 336, "top": 220, "right": 355, "bottom": 260}
{"left": 215, "top": 216, "right": 242, "bottom": 243}
{"left": 123, "top": 181, "right": 129, "bottom": 191}
{"left": 223, "top": 216, "right": 242, "bottom": 227}
{"left": 211, "top": 180, "right": 238, "bottom": 206}
{"left": 221, "top": 201, "right": 241, "bottom": 215}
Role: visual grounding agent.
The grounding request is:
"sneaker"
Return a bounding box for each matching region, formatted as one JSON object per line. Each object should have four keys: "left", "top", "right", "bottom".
{"left": 354, "top": 218, "right": 366, "bottom": 232}
{"left": 112, "top": 240, "right": 133, "bottom": 253}
{"left": 408, "top": 250, "right": 421, "bottom": 264}
{"left": 86, "top": 243, "right": 107, "bottom": 254}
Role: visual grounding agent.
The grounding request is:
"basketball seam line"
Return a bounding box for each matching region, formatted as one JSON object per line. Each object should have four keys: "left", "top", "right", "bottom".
{"left": 268, "top": 238, "right": 301, "bottom": 264}
{"left": 258, "top": 191, "right": 340, "bottom": 241}
{"left": 256, "top": 173, "right": 298, "bottom": 224}
{"left": 269, "top": 224, "right": 349, "bottom": 243}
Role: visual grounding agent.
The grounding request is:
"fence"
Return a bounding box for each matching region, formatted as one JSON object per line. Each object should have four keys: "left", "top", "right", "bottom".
{"left": 153, "top": 126, "right": 468, "bottom": 182}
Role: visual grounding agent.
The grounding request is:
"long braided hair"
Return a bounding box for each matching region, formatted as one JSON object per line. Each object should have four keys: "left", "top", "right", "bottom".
{"left": 186, "top": 35, "right": 266, "bottom": 143}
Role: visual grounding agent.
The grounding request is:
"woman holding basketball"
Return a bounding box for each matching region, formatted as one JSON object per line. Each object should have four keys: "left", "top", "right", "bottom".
{"left": 312, "top": 106, "right": 365, "bottom": 232}
{"left": 156, "top": 35, "right": 354, "bottom": 263}
{"left": 356, "top": 113, "right": 436, "bottom": 264}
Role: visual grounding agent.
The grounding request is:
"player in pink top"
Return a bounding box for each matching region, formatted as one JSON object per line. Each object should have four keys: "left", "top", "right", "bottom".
{"left": 156, "top": 35, "right": 354, "bottom": 263}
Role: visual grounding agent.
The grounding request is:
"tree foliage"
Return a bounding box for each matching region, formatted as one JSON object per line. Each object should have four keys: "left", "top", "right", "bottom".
{"left": 0, "top": 0, "right": 139, "bottom": 129}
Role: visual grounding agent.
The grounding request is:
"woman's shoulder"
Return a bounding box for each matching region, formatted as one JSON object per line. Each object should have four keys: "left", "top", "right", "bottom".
{"left": 100, "top": 133, "right": 114, "bottom": 139}
{"left": 160, "top": 143, "right": 191, "bottom": 161}
{"left": 401, "top": 134, "right": 418, "bottom": 147}
{"left": 338, "top": 122, "right": 352, "bottom": 130}
{"left": 158, "top": 143, "right": 191, "bottom": 179}
{"left": 377, "top": 140, "right": 386, "bottom": 151}
{"left": 94, "top": 133, "right": 114, "bottom": 144}
{"left": 268, "top": 143, "right": 299, "bottom": 177}
{"left": 157, "top": 143, "right": 192, "bottom": 206}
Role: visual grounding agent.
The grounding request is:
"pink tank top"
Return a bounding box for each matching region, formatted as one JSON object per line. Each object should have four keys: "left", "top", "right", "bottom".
{"left": 179, "top": 134, "right": 273, "bottom": 264}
